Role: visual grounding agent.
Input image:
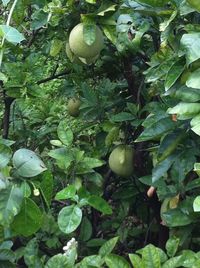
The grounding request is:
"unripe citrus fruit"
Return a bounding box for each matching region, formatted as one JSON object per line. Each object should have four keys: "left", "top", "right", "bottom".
{"left": 67, "top": 98, "right": 81, "bottom": 117}
{"left": 109, "top": 145, "right": 134, "bottom": 178}
{"left": 66, "top": 43, "right": 82, "bottom": 64}
{"left": 69, "top": 23, "right": 104, "bottom": 58}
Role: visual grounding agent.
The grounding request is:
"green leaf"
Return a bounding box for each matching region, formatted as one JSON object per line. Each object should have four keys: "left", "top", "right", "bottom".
{"left": 136, "top": 244, "right": 161, "bottom": 268}
{"left": 162, "top": 256, "right": 183, "bottom": 268}
{"left": 0, "top": 144, "right": 12, "bottom": 168}
{"left": 167, "top": 102, "right": 200, "bottom": 119}
{"left": 97, "top": 2, "right": 117, "bottom": 16}
{"left": 162, "top": 208, "right": 193, "bottom": 227}
{"left": 24, "top": 238, "right": 43, "bottom": 268}
{"left": 166, "top": 236, "right": 180, "bottom": 257}
{"left": 39, "top": 171, "right": 53, "bottom": 208}
{"left": 78, "top": 255, "right": 103, "bottom": 267}
{"left": 11, "top": 198, "right": 43, "bottom": 237}
{"left": 83, "top": 23, "right": 96, "bottom": 46}
{"left": 110, "top": 112, "right": 135, "bottom": 122}
{"left": 0, "top": 72, "right": 8, "bottom": 83}
{"left": 48, "top": 148, "right": 74, "bottom": 170}
{"left": 0, "top": 25, "right": 25, "bottom": 44}
{"left": 13, "top": 149, "right": 47, "bottom": 178}
{"left": 193, "top": 196, "right": 200, "bottom": 212}
{"left": 0, "top": 184, "right": 23, "bottom": 226}
{"left": 85, "top": 0, "right": 96, "bottom": 3}
{"left": 2, "top": 0, "right": 11, "bottom": 6}
{"left": 50, "top": 39, "right": 63, "bottom": 57}
{"left": 165, "top": 58, "right": 185, "bottom": 90}
{"left": 58, "top": 205, "right": 82, "bottom": 234}
{"left": 136, "top": 118, "right": 176, "bottom": 142}
{"left": 105, "top": 254, "right": 131, "bottom": 268}
{"left": 87, "top": 195, "right": 112, "bottom": 215}
{"left": 57, "top": 121, "right": 73, "bottom": 146}
{"left": 181, "top": 33, "right": 200, "bottom": 65}
{"left": 99, "top": 237, "right": 119, "bottom": 257}
{"left": 55, "top": 185, "right": 76, "bottom": 201}
{"left": 79, "top": 216, "right": 92, "bottom": 242}
{"left": 129, "top": 254, "right": 144, "bottom": 268}
{"left": 0, "top": 249, "right": 15, "bottom": 262}
{"left": 186, "top": 68, "right": 200, "bottom": 89}
{"left": 45, "top": 254, "right": 71, "bottom": 268}
{"left": 137, "top": 0, "right": 169, "bottom": 7}
{"left": 187, "top": 0, "right": 200, "bottom": 12}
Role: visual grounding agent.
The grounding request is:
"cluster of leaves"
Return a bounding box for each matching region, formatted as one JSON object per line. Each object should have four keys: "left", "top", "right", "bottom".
{"left": 2, "top": 0, "right": 200, "bottom": 267}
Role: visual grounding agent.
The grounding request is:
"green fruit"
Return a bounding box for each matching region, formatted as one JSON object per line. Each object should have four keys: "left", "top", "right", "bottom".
{"left": 108, "top": 145, "right": 134, "bottom": 178}
{"left": 67, "top": 98, "right": 81, "bottom": 117}
{"left": 69, "top": 23, "right": 104, "bottom": 59}
{"left": 66, "top": 43, "right": 82, "bottom": 64}
{"left": 187, "top": 0, "right": 200, "bottom": 12}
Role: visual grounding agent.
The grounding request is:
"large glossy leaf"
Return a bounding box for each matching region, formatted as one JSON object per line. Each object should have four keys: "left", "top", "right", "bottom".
{"left": 187, "top": 0, "right": 200, "bottom": 12}
{"left": 166, "top": 236, "right": 180, "bottom": 257}
{"left": 45, "top": 254, "right": 71, "bottom": 268}
{"left": 24, "top": 238, "right": 43, "bottom": 268}
{"left": 186, "top": 68, "right": 200, "bottom": 89}
{"left": 129, "top": 254, "right": 144, "bottom": 268}
{"left": 136, "top": 244, "right": 161, "bottom": 268}
{"left": 11, "top": 198, "right": 43, "bottom": 237}
{"left": 87, "top": 195, "right": 112, "bottom": 215}
{"left": 168, "top": 102, "right": 200, "bottom": 119}
{"left": 152, "top": 155, "right": 177, "bottom": 183}
{"left": 99, "top": 237, "right": 119, "bottom": 257}
{"left": 0, "top": 144, "right": 12, "bottom": 168}
{"left": 165, "top": 58, "right": 185, "bottom": 90}
{"left": 78, "top": 255, "right": 103, "bottom": 267}
{"left": 0, "top": 184, "right": 23, "bottom": 226}
{"left": 0, "top": 25, "right": 25, "bottom": 44}
{"left": 136, "top": 118, "right": 176, "bottom": 142}
{"left": 39, "top": 171, "right": 53, "bottom": 208}
{"left": 0, "top": 249, "right": 15, "bottom": 262}
{"left": 79, "top": 216, "right": 92, "bottom": 242}
{"left": 105, "top": 254, "right": 131, "bottom": 268}
{"left": 193, "top": 196, "right": 200, "bottom": 212}
{"left": 13, "top": 149, "right": 47, "bottom": 178}
{"left": 57, "top": 121, "right": 73, "bottom": 146}
{"left": 83, "top": 22, "right": 96, "bottom": 46}
{"left": 55, "top": 185, "right": 76, "bottom": 201}
{"left": 181, "top": 33, "right": 200, "bottom": 65}
{"left": 137, "top": 0, "right": 169, "bottom": 7}
{"left": 58, "top": 205, "right": 82, "bottom": 234}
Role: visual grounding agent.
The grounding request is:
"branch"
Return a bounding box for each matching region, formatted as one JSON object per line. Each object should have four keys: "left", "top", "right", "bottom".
{"left": 123, "top": 56, "right": 137, "bottom": 101}
{"left": 37, "top": 70, "right": 70, "bottom": 85}
{"left": 2, "top": 89, "right": 15, "bottom": 139}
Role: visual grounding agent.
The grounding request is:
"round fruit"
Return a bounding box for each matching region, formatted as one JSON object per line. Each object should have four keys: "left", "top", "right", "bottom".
{"left": 67, "top": 98, "right": 81, "bottom": 117}
{"left": 69, "top": 23, "right": 104, "bottom": 58}
{"left": 65, "top": 43, "right": 82, "bottom": 64}
{"left": 108, "top": 145, "right": 134, "bottom": 178}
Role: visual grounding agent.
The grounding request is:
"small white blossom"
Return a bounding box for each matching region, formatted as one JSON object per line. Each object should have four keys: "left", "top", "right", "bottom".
{"left": 63, "top": 238, "right": 78, "bottom": 254}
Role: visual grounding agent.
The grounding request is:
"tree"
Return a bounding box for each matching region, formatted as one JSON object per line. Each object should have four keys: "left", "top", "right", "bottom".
{"left": 1, "top": 0, "right": 200, "bottom": 267}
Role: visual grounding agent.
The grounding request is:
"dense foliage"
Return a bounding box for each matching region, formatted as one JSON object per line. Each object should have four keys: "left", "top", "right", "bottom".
{"left": 1, "top": 0, "right": 200, "bottom": 267}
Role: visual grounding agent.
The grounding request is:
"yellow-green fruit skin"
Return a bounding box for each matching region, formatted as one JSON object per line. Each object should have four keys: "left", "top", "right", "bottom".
{"left": 67, "top": 98, "right": 81, "bottom": 117}
{"left": 69, "top": 23, "right": 104, "bottom": 58}
{"left": 109, "top": 145, "right": 134, "bottom": 178}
